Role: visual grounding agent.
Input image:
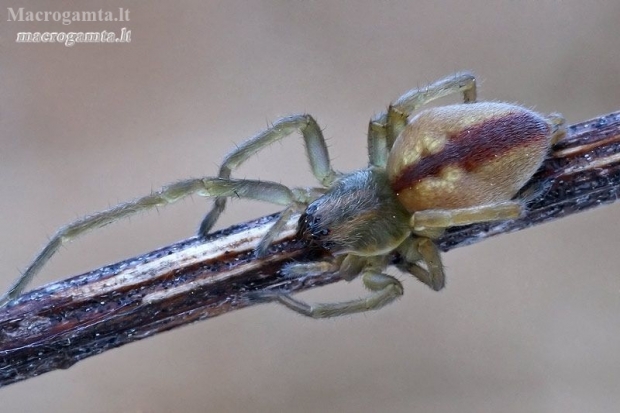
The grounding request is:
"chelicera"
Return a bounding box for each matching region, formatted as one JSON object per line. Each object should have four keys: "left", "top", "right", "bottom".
{"left": 0, "top": 73, "right": 565, "bottom": 317}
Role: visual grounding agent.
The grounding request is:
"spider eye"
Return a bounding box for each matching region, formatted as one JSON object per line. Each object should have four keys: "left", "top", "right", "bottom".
{"left": 312, "top": 228, "right": 330, "bottom": 239}
{"left": 296, "top": 203, "right": 332, "bottom": 247}
{"left": 305, "top": 203, "right": 318, "bottom": 215}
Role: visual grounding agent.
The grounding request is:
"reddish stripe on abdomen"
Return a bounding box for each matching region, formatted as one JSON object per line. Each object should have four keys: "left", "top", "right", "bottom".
{"left": 391, "top": 112, "right": 550, "bottom": 193}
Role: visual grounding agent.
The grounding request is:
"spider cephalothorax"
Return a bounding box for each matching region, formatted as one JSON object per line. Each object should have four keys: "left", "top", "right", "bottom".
{"left": 296, "top": 168, "right": 410, "bottom": 255}
{"left": 1, "top": 73, "right": 565, "bottom": 318}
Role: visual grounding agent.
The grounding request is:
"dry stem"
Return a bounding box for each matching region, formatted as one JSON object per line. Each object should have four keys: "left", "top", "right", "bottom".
{"left": 1, "top": 110, "right": 620, "bottom": 386}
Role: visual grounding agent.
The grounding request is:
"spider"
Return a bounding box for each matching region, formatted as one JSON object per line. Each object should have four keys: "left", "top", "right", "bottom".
{"left": 0, "top": 73, "right": 565, "bottom": 317}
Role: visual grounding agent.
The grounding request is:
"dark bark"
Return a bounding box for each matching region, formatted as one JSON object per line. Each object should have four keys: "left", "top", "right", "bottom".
{"left": 1, "top": 110, "right": 619, "bottom": 386}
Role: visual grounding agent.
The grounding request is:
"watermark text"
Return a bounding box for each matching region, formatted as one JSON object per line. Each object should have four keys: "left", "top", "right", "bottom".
{"left": 16, "top": 28, "right": 131, "bottom": 47}
{"left": 8, "top": 7, "right": 132, "bottom": 46}
{"left": 7, "top": 7, "right": 129, "bottom": 25}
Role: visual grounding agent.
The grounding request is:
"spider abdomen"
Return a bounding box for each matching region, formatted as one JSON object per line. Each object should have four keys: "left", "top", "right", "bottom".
{"left": 386, "top": 102, "right": 556, "bottom": 213}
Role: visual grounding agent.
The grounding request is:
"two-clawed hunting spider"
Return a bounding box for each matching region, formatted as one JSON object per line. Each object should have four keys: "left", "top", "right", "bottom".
{"left": 1, "top": 73, "right": 565, "bottom": 317}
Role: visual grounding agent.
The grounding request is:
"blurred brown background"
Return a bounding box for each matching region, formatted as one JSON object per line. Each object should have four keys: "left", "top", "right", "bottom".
{"left": 2, "top": 1, "right": 620, "bottom": 412}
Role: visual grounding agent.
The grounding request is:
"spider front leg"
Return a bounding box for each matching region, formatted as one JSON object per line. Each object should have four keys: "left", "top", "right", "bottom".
{"left": 261, "top": 257, "right": 403, "bottom": 318}
{"left": 0, "top": 178, "right": 305, "bottom": 307}
{"left": 199, "top": 114, "right": 338, "bottom": 236}
{"left": 255, "top": 186, "right": 325, "bottom": 257}
{"left": 368, "top": 72, "right": 477, "bottom": 167}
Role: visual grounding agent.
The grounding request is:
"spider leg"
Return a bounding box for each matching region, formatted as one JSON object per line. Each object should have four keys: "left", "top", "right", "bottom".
{"left": 399, "top": 199, "right": 524, "bottom": 292}
{"left": 410, "top": 201, "right": 523, "bottom": 232}
{"left": 396, "top": 237, "right": 445, "bottom": 291}
{"left": 368, "top": 72, "right": 477, "bottom": 167}
{"left": 199, "top": 114, "right": 338, "bottom": 236}
{"left": 1, "top": 178, "right": 303, "bottom": 307}
{"left": 261, "top": 257, "right": 403, "bottom": 318}
{"left": 255, "top": 186, "right": 326, "bottom": 257}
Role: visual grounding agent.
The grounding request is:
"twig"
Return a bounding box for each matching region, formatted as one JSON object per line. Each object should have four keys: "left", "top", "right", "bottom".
{"left": 1, "top": 111, "right": 619, "bottom": 386}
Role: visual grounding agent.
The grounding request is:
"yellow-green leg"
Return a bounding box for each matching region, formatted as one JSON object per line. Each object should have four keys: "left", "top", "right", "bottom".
{"left": 265, "top": 259, "right": 403, "bottom": 318}
{"left": 199, "top": 114, "right": 338, "bottom": 236}
{"left": 1, "top": 178, "right": 304, "bottom": 307}
{"left": 368, "top": 72, "right": 477, "bottom": 168}
{"left": 410, "top": 201, "right": 523, "bottom": 232}
{"left": 396, "top": 237, "right": 446, "bottom": 291}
